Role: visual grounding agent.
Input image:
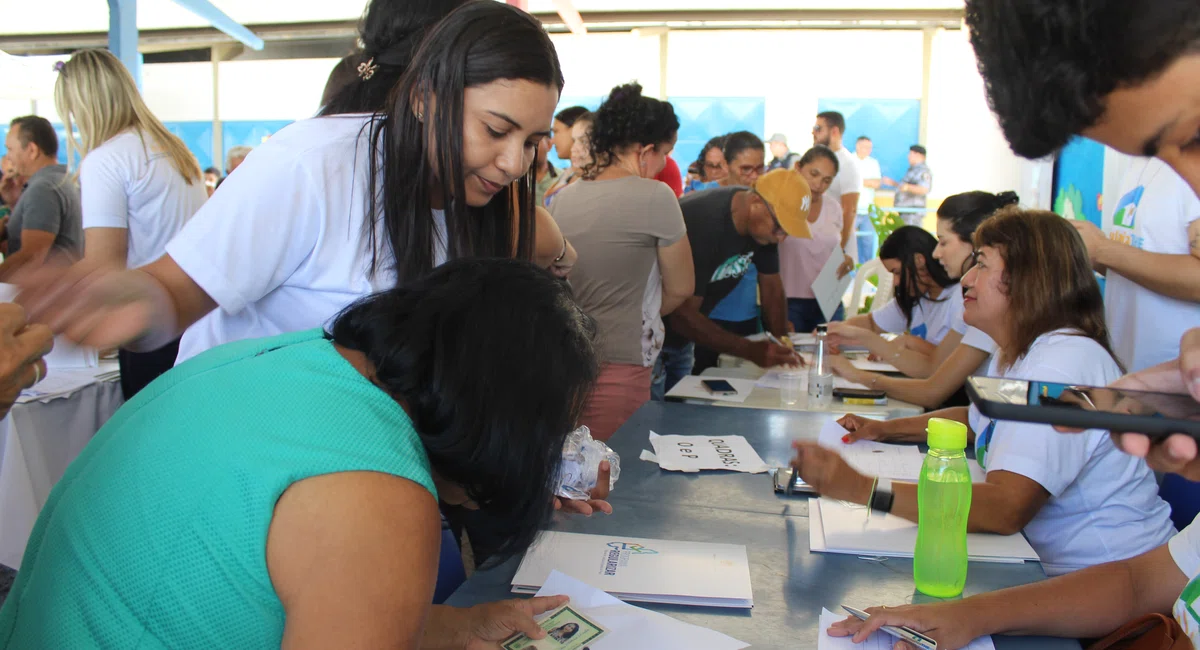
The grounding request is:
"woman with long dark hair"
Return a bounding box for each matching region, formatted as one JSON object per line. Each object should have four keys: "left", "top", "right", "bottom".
{"left": 828, "top": 191, "right": 1020, "bottom": 406}
{"left": 826, "top": 225, "right": 960, "bottom": 376}
{"left": 0, "top": 258, "right": 600, "bottom": 647}
{"left": 21, "top": 2, "right": 569, "bottom": 365}
{"left": 795, "top": 209, "right": 1173, "bottom": 577}
{"left": 550, "top": 83, "right": 694, "bottom": 441}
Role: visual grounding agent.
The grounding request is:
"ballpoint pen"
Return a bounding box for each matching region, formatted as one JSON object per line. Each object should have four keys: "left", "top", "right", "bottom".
{"left": 841, "top": 605, "right": 938, "bottom": 650}
{"left": 764, "top": 332, "right": 803, "bottom": 364}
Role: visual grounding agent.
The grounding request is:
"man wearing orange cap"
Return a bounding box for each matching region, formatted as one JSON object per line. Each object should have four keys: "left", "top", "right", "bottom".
{"left": 652, "top": 169, "right": 814, "bottom": 399}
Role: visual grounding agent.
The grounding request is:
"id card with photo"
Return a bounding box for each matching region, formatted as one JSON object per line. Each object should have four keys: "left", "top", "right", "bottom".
{"left": 501, "top": 604, "right": 607, "bottom": 650}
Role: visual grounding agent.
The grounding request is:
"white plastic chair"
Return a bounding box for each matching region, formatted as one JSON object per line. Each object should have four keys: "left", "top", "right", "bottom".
{"left": 846, "top": 258, "right": 894, "bottom": 316}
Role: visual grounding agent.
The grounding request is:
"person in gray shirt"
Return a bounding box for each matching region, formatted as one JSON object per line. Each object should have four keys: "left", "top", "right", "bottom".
{"left": 0, "top": 115, "right": 83, "bottom": 279}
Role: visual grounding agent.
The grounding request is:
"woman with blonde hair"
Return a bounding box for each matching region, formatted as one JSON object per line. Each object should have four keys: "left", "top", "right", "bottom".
{"left": 54, "top": 48, "right": 208, "bottom": 398}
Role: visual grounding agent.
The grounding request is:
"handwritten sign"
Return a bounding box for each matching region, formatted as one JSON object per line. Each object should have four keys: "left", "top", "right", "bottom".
{"left": 642, "top": 432, "right": 770, "bottom": 474}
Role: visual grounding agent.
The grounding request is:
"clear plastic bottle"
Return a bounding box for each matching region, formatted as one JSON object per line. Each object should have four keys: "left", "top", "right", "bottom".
{"left": 913, "top": 417, "right": 973, "bottom": 598}
{"left": 808, "top": 324, "right": 834, "bottom": 409}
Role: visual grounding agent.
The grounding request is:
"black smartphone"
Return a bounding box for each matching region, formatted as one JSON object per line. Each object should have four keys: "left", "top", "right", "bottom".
{"left": 966, "top": 376, "right": 1200, "bottom": 439}
{"left": 833, "top": 387, "right": 887, "bottom": 400}
{"left": 701, "top": 379, "right": 738, "bottom": 396}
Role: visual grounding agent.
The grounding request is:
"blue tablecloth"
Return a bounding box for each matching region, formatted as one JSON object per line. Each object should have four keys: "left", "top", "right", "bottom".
{"left": 447, "top": 402, "right": 1079, "bottom": 650}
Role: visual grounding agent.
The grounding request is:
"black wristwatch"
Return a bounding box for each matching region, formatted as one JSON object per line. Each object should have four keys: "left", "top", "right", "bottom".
{"left": 869, "top": 478, "right": 894, "bottom": 514}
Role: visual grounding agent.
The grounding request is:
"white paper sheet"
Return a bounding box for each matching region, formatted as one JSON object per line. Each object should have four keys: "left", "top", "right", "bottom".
{"left": 665, "top": 376, "right": 755, "bottom": 403}
{"left": 816, "top": 420, "right": 926, "bottom": 480}
{"left": 817, "top": 421, "right": 987, "bottom": 482}
{"left": 645, "top": 431, "right": 769, "bottom": 474}
{"left": 534, "top": 571, "right": 749, "bottom": 650}
{"left": 847, "top": 356, "right": 900, "bottom": 373}
{"left": 818, "top": 608, "right": 995, "bottom": 650}
{"left": 812, "top": 250, "right": 854, "bottom": 321}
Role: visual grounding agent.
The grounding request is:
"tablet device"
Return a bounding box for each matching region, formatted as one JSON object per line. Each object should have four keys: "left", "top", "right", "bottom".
{"left": 966, "top": 376, "right": 1200, "bottom": 439}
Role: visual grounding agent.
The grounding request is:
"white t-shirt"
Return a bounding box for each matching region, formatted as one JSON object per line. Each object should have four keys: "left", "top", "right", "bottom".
{"left": 968, "top": 329, "right": 1176, "bottom": 575}
{"left": 856, "top": 155, "right": 882, "bottom": 213}
{"left": 870, "top": 283, "right": 962, "bottom": 345}
{"left": 1168, "top": 521, "right": 1200, "bottom": 645}
{"left": 169, "top": 114, "right": 448, "bottom": 363}
{"left": 827, "top": 145, "right": 863, "bottom": 212}
{"left": 80, "top": 130, "right": 208, "bottom": 269}
{"left": 1103, "top": 157, "right": 1200, "bottom": 372}
{"left": 949, "top": 308, "right": 998, "bottom": 375}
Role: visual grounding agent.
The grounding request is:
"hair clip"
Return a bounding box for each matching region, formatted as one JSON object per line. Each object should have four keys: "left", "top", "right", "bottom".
{"left": 357, "top": 57, "right": 378, "bottom": 81}
{"left": 53, "top": 61, "right": 66, "bottom": 75}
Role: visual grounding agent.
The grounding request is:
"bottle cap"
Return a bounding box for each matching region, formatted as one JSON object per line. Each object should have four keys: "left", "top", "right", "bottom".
{"left": 816, "top": 324, "right": 829, "bottom": 333}
{"left": 927, "top": 418, "right": 968, "bottom": 450}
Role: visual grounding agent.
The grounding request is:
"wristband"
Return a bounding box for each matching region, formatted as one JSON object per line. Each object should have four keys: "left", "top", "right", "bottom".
{"left": 869, "top": 478, "right": 894, "bottom": 514}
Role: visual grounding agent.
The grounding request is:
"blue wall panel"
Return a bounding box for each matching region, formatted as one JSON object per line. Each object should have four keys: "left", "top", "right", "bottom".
{"left": 816, "top": 98, "right": 921, "bottom": 183}
{"left": 1052, "top": 136, "right": 1105, "bottom": 227}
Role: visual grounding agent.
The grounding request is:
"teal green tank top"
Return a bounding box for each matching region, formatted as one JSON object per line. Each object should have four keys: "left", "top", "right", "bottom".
{"left": 0, "top": 329, "right": 436, "bottom": 648}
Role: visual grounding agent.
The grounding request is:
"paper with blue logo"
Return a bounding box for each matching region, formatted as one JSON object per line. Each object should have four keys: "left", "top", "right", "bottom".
{"left": 512, "top": 531, "right": 753, "bottom": 609}
{"left": 530, "top": 571, "right": 749, "bottom": 649}
{"left": 641, "top": 431, "right": 769, "bottom": 474}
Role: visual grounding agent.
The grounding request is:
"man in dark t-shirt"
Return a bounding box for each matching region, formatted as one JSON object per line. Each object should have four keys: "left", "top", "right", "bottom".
{"left": 652, "top": 169, "right": 814, "bottom": 399}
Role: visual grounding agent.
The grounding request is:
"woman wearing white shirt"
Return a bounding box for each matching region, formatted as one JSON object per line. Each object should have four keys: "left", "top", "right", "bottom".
{"left": 54, "top": 49, "right": 208, "bottom": 398}
{"left": 828, "top": 191, "right": 1019, "bottom": 407}
{"left": 779, "top": 146, "right": 855, "bottom": 332}
{"left": 22, "top": 2, "right": 574, "bottom": 369}
{"left": 794, "top": 208, "right": 1174, "bottom": 576}
{"left": 827, "top": 225, "right": 960, "bottom": 378}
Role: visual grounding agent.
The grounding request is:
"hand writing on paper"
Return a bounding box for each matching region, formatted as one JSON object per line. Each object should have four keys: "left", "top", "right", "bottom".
{"left": 748, "top": 340, "right": 802, "bottom": 370}
{"left": 790, "top": 442, "right": 873, "bottom": 504}
{"left": 554, "top": 461, "right": 613, "bottom": 516}
{"left": 828, "top": 601, "right": 983, "bottom": 650}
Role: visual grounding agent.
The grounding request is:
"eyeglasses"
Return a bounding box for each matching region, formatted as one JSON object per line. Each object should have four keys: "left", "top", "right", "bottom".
{"left": 756, "top": 192, "right": 787, "bottom": 239}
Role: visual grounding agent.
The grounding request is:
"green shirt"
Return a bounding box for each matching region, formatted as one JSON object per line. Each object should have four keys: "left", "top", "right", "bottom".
{"left": 0, "top": 329, "right": 435, "bottom": 648}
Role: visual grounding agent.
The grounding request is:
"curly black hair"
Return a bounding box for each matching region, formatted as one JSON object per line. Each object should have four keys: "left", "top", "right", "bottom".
{"left": 964, "top": 0, "right": 1200, "bottom": 159}
{"left": 584, "top": 82, "right": 680, "bottom": 180}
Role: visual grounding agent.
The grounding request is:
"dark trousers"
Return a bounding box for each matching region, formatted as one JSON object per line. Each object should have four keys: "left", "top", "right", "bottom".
{"left": 787, "top": 298, "right": 845, "bottom": 334}
{"left": 118, "top": 339, "right": 181, "bottom": 401}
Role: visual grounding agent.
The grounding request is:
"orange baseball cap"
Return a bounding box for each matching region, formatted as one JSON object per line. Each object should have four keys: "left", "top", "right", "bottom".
{"left": 753, "top": 169, "right": 812, "bottom": 239}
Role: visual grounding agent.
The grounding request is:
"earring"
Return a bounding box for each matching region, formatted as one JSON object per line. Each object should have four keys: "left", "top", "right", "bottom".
{"left": 417, "top": 111, "right": 424, "bottom": 122}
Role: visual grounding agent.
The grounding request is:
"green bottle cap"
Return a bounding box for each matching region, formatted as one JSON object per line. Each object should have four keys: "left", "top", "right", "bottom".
{"left": 927, "top": 417, "right": 968, "bottom": 450}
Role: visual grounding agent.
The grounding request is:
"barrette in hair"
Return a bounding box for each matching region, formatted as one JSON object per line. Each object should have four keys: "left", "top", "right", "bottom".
{"left": 357, "top": 57, "right": 378, "bottom": 81}
{"left": 53, "top": 61, "right": 66, "bottom": 75}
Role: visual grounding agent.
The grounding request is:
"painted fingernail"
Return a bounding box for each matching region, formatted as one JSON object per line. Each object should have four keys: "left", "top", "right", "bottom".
{"left": 842, "top": 435, "right": 852, "bottom": 444}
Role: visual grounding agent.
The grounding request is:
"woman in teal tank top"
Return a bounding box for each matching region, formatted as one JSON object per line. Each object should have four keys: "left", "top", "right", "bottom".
{"left": 0, "top": 258, "right": 600, "bottom": 649}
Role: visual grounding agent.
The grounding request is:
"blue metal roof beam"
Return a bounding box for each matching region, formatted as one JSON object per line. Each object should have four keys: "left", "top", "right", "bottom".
{"left": 170, "top": 0, "right": 265, "bottom": 50}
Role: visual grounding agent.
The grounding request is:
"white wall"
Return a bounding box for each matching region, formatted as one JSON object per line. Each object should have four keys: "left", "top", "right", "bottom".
{"left": 925, "top": 28, "right": 1024, "bottom": 199}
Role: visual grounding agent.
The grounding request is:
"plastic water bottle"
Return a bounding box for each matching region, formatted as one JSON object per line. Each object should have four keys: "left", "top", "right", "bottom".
{"left": 914, "top": 417, "right": 973, "bottom": 598}
{"left": 808, "top": 324, "right": 834, "bottom": 410}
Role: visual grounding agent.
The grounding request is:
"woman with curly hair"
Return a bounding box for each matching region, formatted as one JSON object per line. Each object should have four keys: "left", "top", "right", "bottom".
{"left": 549, "top": 83, "right": 695, "bottom": 440}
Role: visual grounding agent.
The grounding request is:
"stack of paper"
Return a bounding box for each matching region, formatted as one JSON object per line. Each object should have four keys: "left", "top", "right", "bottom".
{"left": 756, "top": 369, "right": 868, "bottom": 391}
{"left": 17, "top": 361, "right": 121, "bottom": 404}
{"left": 512, "top": 532, "right": 754, "bottom": 608}
{"left": 535, "top": 571, "right": 749, "bottom": 649}
{"left": 641, "top": 431, "right": 769, "bottom": 474}
{"left": 846, "top": 355, "right": 900, "bottom": 373}
{"left": 810, "top": 497, "right": 1040, "bottom": 563}
{"left": 817, "top": 609, "right": 995, "bottom": 650}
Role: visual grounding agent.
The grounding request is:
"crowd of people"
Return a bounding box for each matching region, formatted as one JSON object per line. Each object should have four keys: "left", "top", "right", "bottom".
{"left": 0, "top": 0, "right": 1196, "bottom": 647}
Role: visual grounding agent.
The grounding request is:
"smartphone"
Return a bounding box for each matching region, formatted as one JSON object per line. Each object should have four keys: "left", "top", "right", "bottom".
{"left": 833, "top": 387, "right": 887, "bottom": 400}
{"left": 773, "top": 467, "right": 817, "bottom": 495}
{"left": 701, "top": 379, "right": 739, "bottom": 396}
{"left": 967, "top": 376, "right": 1200, "bottom": 439}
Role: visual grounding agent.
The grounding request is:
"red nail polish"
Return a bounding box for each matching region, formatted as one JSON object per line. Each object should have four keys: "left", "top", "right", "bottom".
{"left": 842, "top": 435, "right": 851, "bottom": 444}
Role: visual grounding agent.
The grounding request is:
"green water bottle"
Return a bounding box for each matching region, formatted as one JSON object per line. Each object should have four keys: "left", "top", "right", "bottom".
{"left": 913, "top": 417, "right": 973, "bottom": 598}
